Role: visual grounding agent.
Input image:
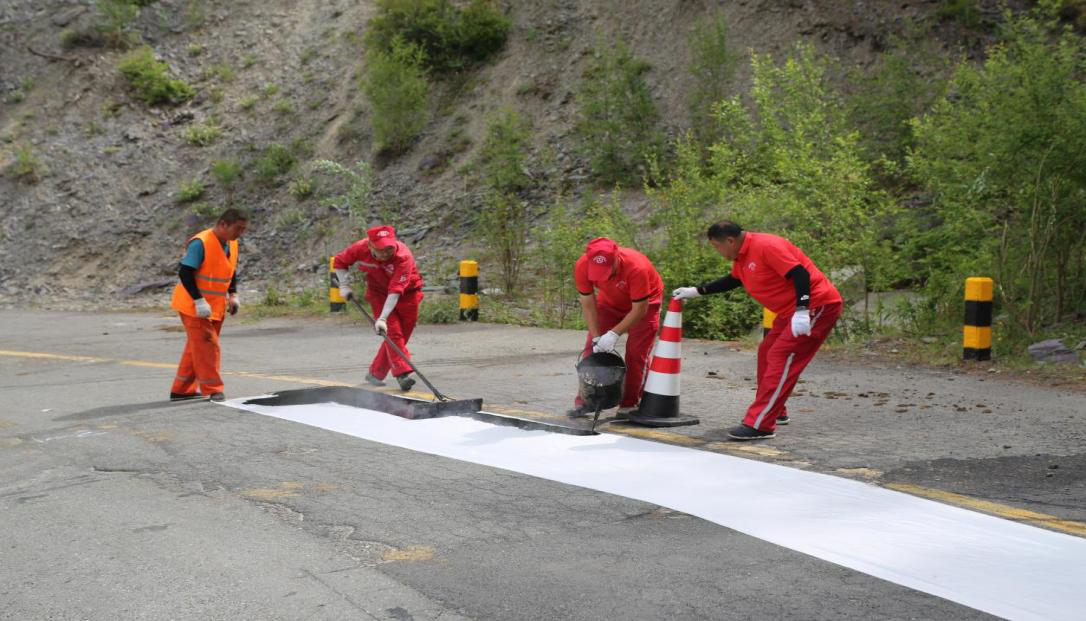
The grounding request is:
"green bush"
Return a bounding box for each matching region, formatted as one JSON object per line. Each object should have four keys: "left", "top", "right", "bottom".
{"left": 575, "top": 38, "right": 663, "bottom": 186}
{"left": 210, "top": 158, "right": 242, "bottom": 201}
{"left": 118, "top": 47, "right": 195, "bottom": 105}
{"left": 180, "top": 123, "right": 221, "bottom": 146}
{"left": 908, "top": 10, "right": 1086, "bottom": 334}
{"left": 362, "top": 36, "right": 429, "bottom": 153}
{"left": 534, "top": 194, "right": 637, "bottom": 328}
{"left": 475, "top": 107, "right": 535, "bottom": 294}
{"left": 9, "top": 144, "right": 42, "bottom": 184}
{"left": 847, "top": 35, "right": 948, "bottom": 164}
{"left": 314, "top": 159, "right": 374, "bottom": 226}
{"left": 476, "top": 106, "right": 533, "bottom": 194}
{"left": 686, "top": 12, "right": 740, "bottom": 150}
{"left": 253, "top": 144, "right": 296, "bottom": 183}
{"left": 176, "top": 178, "right": 204, "bottom": 203}
{"left": 364, "top": 0, "right": 510, "bottom": 73}
{"left": 288, "top": 176, "right": 315, "bottom": 199}
{"left": 642, "top": 45, "right": 894, "bottom": 339}
{"left": 418, "top": 294, "right": 458, "bottom": 324}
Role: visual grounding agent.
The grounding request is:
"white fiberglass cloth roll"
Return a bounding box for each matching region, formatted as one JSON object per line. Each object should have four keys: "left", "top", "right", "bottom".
{"left": 223, "top": 398, "right": 1086, "bottom": 621}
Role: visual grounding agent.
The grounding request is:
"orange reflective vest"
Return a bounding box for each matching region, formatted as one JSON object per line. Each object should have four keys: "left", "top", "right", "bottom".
{"left": 171, "top": 229, "right": 239, "bottom": 321}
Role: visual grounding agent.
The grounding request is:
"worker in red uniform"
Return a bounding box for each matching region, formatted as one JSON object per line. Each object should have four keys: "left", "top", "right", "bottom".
{"left": 169, "top": 208, "right": 249, "bottom": 402}
{"left": 334, "top": 225, "right": 424, "bottom": 392}
{"left": 673, "top": 221, "right": 842, "bottom": 440}
{"left": 568, "top": 237, "right": 664, "bottom": 418}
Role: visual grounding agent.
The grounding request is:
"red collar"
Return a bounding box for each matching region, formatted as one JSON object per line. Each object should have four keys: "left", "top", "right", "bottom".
{"left": 736, "top": 233, "right": 754, "bottom": 260}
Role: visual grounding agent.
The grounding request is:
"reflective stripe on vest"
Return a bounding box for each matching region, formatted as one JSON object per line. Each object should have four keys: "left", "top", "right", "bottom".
{"left": 170, "top": 229, "right": 239, "bottom": 321}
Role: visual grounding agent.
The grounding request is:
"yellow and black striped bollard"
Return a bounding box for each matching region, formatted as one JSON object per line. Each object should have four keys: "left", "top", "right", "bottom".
{"left": 459, "top": 260, "right": 479, "bottom": 321}
{"left": 963, "top": 277, "right": 993, "bottom": 361}
{"left": 763, "top": 308, "right": 777, "bottom": 337}
{"left": 329, "top": 257, "right": 346, "bottom": 313}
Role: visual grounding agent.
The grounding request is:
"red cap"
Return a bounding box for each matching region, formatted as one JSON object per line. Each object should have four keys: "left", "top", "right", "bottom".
{"left": 367, "top": 225, "right": 397, "bottom": 249}
{"left": 584, "top": 237, "right": 618, "bottom": 281}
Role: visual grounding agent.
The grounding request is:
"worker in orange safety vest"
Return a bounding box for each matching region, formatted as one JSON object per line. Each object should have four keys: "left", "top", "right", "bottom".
{"left": 169, "top": 208, "right": 248, "bottom": 402}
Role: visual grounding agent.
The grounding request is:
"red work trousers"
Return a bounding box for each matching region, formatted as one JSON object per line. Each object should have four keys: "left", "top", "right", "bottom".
{"left": 575, "top": 302, "right": 660, "bottom": 409}
{"left": 368, "top": 291, "right": 423, "bottom": 379}
{"left": 171, "top": 313, "right": 225, "bottom": 396}
{"left": 744, "top": 302, "right": 842, "bottom": 432}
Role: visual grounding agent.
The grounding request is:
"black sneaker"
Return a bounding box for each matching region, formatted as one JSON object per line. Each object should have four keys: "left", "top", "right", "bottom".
{"left": 364, "top": 373, "right": 386, "bottom": 387}
{"left": 777, "top": 415, "right": 790, "bottom": 425}
{"left": 395, "top": 373, "right": 416, "bottom": 392}
{"left": 169, "top": 392, "right": 201, "bottom": 402}
{"left": 208, "top": 392, "right": 226, "bottom": 402}
{"left": 727, "top": 424, "right": 775, "bottom": 441}
{"left": 566, "top": 406, "right": 589, "bottom": 418}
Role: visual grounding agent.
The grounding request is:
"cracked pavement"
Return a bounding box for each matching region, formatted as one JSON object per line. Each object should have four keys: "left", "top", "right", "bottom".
{"left": 3, "top": 310, "right": 1083, "bottom": 619}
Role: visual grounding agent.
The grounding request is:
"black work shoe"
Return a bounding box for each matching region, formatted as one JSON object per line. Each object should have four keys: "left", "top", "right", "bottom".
{"left": 616, "top": 406, "right": 638, "bottom": 420}
{"left": 395, "top": 373, "right": 416, "bottom": 392}
{"left": 169, "top": 392, "right": 201, "bottom": 402}
{"left": 208, "top": 392, "right": 226, "bottom": 402}
{"left": 727, "top": 424, "right": 775, "bottom": 441}
{"left": 566, "top": 406, "right": 589, "bottom": 419}
{"left": 364, "top": 373, "right": 386, "bottom": 387}
{"left": 777, "top": 415, "right": 790, "bottom": 425}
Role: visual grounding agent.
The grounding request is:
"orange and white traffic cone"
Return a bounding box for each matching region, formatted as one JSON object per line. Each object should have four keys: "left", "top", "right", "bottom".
{"left": 628, "top": 298, "right": 699, "bottom": 428}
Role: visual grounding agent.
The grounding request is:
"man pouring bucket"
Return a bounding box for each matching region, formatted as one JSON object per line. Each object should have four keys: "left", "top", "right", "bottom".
{"left": 567, "top": 237, "right": 664, "bottom": 419}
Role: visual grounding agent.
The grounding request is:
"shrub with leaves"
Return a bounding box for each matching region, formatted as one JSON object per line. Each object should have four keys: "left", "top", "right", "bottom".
{"left": 362, "top": 36, "right": 429, "bottom": 153}
{"left": 9, "top": 144, "right": 43, "bottom": 184}
{"left": 534, "top": 194, "right": 637, "bottom": 327}
{"left": 288, "top": 176, "right": 315, "bottom": 199}
{"left": 176, "top": 178, "right": 204, "bottom": 203}
{"left": 314, "top": 159, "right": 374, "bottom": 227}
{"left": 181, "top": 123, "right": 221, "bottom": 146}
{"left": 364, "top": 0, "right": 510, "bottom": 73}
{"left": 686, "top": 12, "right": 740, "bottom": 150}
{"left": 575, "top": 38, "right": 663, "bottom": 186}
{"left": 253, "top": 144, "right": 296, "bottom": 184}
{"left": 908, "top": 9, "right": 1086, "bottom": 334}
{"left": 118, "top": 47, "right": 195, "bottom": 105}
{"left": 210, "top": 158, "right": 242, "bottom": 201}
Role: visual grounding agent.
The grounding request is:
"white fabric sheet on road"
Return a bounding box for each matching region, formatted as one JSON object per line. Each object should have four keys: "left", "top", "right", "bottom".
{"left": 224, "top": 398, "right": 1086, "bottom": 621}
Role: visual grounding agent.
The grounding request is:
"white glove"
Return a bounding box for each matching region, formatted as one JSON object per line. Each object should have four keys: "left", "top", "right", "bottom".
{"left": 335, "top": 269, "right": 352, "bottom": 301}
{"left": 594, "top": 330, "right": 619, "bottom": 353}
{"left": 228, "top": 293, "right": 240, "bottom": 316}
{"left": 672, "top": 287, "right": 700, "bottom": 300}
{"left": 194, "top": 298, "right": 212, "bottom": 318}
{"left": 791, "top": 308, "right": 811, "bottom": 337}
{"left": 339, "top": 287, "right": 354, "bottom": 301}
{"left": 374, "top": 318, "right": 388, "bottom": 335}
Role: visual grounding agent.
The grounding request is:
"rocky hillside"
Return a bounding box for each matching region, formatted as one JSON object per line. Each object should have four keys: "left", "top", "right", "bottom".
{"left": 0, "top": 0, "right": 997, "bottom": 308}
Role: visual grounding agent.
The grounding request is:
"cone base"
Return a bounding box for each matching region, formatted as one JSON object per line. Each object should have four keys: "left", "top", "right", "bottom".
{"left": 626, "top": 412, "right": 700, "bottom": 428}
{"left": 628, "top": 392, "right": 699, "bottom": 427}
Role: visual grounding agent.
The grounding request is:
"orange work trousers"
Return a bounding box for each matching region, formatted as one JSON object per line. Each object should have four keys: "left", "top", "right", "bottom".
{"left": 171, "top": 313, "right": 225, "bottom": 396}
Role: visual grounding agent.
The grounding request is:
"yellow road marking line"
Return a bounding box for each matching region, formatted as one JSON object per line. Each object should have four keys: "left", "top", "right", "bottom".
{"left": 886, "top": 483, "right": 1086, "bottom": 538}
{"left": 7, "top": 348, "right": 1086, "bottom": 538}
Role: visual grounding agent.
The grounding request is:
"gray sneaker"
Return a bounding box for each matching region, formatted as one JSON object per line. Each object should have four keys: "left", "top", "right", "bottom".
{"left": 364, "top": 373, "right": 386, "bottom": 387}
{"left": 395, "top": 373, "right": 416, "bottom": 392}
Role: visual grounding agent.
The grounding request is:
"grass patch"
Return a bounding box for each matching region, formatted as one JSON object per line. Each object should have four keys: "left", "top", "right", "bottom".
{"left": 176, "top": 178, "right": 204, "bottom": 203}
{"left": 118, "top": 47, "right": 195, "bottom": 105}
{"left": 180, "top": 123, "right": 221, "bottom": 146}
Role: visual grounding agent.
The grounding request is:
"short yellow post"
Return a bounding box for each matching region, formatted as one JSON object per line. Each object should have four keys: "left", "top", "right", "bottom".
{"left": 963, "top": 277, "right": 993, "bottom": 361}
{"left": 459, "top": 260, "right": 479, "bottom": 321}
{"left": 762, "top": 308, "right": 777, "bottom": 337}
{"left": 329, "top": 257, "right": 345, "bottom": 313}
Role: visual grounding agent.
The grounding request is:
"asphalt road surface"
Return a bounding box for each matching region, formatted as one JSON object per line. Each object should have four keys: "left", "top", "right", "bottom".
{"left": 3, "top": 309, "right": 1083, "bottom": 620}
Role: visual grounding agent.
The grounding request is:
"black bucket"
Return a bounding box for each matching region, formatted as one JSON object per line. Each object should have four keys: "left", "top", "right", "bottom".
{"left": 577, "top": 351, "right": 626, "bottom": 412}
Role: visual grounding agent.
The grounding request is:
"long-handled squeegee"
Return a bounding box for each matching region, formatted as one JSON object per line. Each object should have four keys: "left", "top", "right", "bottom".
{"left": 349, "top": 297, "right": 452, "bottom": 402}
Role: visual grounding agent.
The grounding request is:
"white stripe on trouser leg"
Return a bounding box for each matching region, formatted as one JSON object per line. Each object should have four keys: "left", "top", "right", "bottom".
{"left": 662, "top": 313, "right": 682, "bottom": 328}
{"left": 753, "top": 353, "right": 794, "bottom": 429}
{"left": 643, "top": 371, "right": 680, "bottom": 396}
{"left": 652, "top": 340, "right": 680, "bottom": 359}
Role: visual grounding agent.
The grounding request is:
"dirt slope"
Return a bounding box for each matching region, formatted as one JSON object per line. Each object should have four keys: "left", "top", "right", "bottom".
{"left": 0, "top": 0, "right": 971, "bottom": 308}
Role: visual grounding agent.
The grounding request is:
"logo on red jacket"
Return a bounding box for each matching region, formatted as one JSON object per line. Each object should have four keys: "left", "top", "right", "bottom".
{"left": 593, "top": 256, "right": 607, "bottom": 264}
{"left": 747, "top": 261, "right": 757, "bottom": 272}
